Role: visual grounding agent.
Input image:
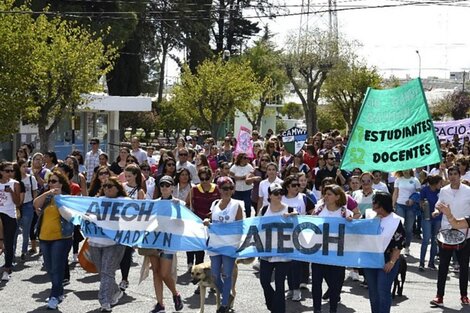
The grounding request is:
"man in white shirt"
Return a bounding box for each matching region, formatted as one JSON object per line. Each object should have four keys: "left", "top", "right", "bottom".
{"left": 131, "top": 137, "right": 147, "bottom": 164}
{"left": 371, "top": 170, "right": 390, "bottom": 193}
{"left": 84, "top": 138, "right": 103, "bottom": 185}
{"left": 176, "top": 147, "right": 199, "bottom": 184}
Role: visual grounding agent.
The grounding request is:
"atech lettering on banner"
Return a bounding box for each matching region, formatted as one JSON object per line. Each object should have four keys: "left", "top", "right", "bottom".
{"left": 236, "top": 221, "right": 345, "bottom": 256}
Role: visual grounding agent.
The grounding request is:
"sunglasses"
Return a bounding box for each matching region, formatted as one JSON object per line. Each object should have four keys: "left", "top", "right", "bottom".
{"left": 159, "top": 182, "right": 172, "bottom": 188}
{"left": 290, "top": 183, "right": 300, "bottom": 188}
{"left": 98, "top": 172, "right": 109, "bottom": 176}
{"left": 48, "top": 179, "right": 59, "bottom": 184}
{"left": 221, "top": 186, "right": 234, "bottom": 191}
{"left": 179, "top": 153, "right": 188, "bottom": 156}
{"left": 199, "top": 176, "right": 210, "bottom": 181}
{"left": 2, "top": 169, "right": 13, "bottom": 173}
{"left": 102, "top": 183, "right": 115, "bottom": 189}
{"left": 271, "top": 190, "right": 283, "bottom": 196}
{"left": 126, "top": 159, "right": 135, "bottom": 163}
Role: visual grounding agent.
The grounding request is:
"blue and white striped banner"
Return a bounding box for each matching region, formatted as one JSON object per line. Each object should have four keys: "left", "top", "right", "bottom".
{"left": 55, "top": 196, "right": 386, "bottom": 268}
{"left": 55, "top": 195, "right": 208, "bottom": 252}
{"left": 207, "top": 216, "right": 385, "bottom": 268}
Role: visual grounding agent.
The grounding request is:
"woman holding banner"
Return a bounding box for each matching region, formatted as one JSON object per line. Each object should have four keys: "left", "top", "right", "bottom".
{"left": 259, "top": 182, "right": 298, "bottom": 313}
{"left": 203, "top": 177, "right": 243, "bottom": 313}
{"left": 392, "top": 169, "right": 421, "bottom": 255}
{"left": 88, "top": 177, "right": 128, "bottom": 312}
{"left": 148, "top": 175, "right": 184, "bottom": 313}
{"left": 364, "top": 191, "right": 405, "bottom": 313}
{"left": 33, "top": 170, "right": 73, "bottom": 310}
{"left": 311, "top": 184, "right": 354, "bottom": 313}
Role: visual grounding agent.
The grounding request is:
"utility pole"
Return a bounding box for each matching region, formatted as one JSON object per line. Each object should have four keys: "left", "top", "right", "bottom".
{"left": 416, "top": 50, "right": 421, "bottom": 78}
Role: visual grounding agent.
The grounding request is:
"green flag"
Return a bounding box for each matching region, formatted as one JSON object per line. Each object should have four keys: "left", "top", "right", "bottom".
{"left": 341, "top": 78, "right": 441, "bottom": 172}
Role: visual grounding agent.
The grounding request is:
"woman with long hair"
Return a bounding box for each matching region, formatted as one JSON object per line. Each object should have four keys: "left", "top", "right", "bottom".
{"left": 88, "top": 166, "right": 112, "bottom": 197}
{"left": 204, "top": 177, "right": 243, "bottom": 313}
{"left": 0, "top": 161, "right": 21, "bottom": 281}
{"left": 140, "top": 163, "right": 156, "bottom": 200}
{"left": 118, "top": 164, "right": 145, "bottom": 292}
{"left": 14, "top": 159, "right": 38, "bottom": 261}
{"left": 392, "top": 169, "right": 421, "bottom": 255}
{"left": 16, "top": 147, "right": 29, "bottom": 163}
{"left": 186, "top": 166, "right": 221, "bottom": 275}
{"left": 90, "top": 177, "right": 128, "bottom": 312}
{"left": 230, "top": 153, "right": 255, "bottom": 217}
{"left": 173, "top": 168, "right": 193, "bottom": 202}
{"left": 109, "top": 147, "right": 131, "bottom": 176}
{"left": 153, "top": 157, "right": 177, "bottom": 199}
{"left": 33, "top": 170, "right": 72, "bottom": 309}
{"left": 148, "top": 175, "right": 184, "bottom": 313}
{"left": 64, "top": 155, "right": 88, "bottom": 196}
{"left": 311, "top": 185, "right": 354, "bottom": 313}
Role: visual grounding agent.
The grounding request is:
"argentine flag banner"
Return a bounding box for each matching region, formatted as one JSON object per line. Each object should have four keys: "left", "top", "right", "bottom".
{"left": 208, "top": 216, "right": 385, "bottom": 268}
{"left": 55, "top": 196, "right": 386, "bottom": 268}
{"left": 55, "top": 195, "right": 208, "bottom": 252}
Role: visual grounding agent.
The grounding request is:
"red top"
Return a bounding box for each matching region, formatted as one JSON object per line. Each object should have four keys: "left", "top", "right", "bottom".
{"left": 70, "top": 182, "right": 81, "bottom": 196}
{"left": 191, "top": 183, "right": 220, "bottom": 220}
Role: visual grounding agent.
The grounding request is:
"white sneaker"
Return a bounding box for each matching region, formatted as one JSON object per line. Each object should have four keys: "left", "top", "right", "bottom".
{"left": 47, "top": 296, "right": 59, "bottom": 310}
{"left": 1, "top": 271, "right": 11, "bottom": 281}
{"left": 111, "top": 290, "right": 123, "bottom": 306}
{"left": 404, "top": 247, "right": 410, "bottom": 255}
{"left": 285, "top": 290, "right": 293, "bottom": 299}
{"left": 100, "top": 303, "right": 112, "bottom": 312}
{"left": 299, "top": 283, "right": 309, "bottom": 289}
{"left": 252, "top": 260, "right": 260, "bottom": 272}
{"left": 292, "top": 289, "right": 302, "bottom": 301}
{"left": 349, "top": 271, "right": 360, "bottom": 281}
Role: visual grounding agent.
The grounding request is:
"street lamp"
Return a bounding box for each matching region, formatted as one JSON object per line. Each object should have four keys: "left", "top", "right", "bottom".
{"left": 416, "top": 50, "right": 421, "bottom": 78}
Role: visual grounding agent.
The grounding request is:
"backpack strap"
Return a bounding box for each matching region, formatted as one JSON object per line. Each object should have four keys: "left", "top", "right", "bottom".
{"left": 261, "top": 205, "right": 269, "bottom": 216}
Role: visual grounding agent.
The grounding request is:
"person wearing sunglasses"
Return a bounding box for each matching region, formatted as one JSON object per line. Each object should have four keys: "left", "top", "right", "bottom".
{"left": 84, "top": 138, "right": 103, "bottom": 186}
{"left": 259, "top": 182, "right": 298, "bottom": 313}
{"left": 203, "top": 177, "right": 243, "bottom": 313}
{"left": 230, "top": 153, "right": 255, "bottom": 217}
{"left": 153, "top": 157, "right": 177, "bottom": 199}
{"left": 148, "top": 175, "right": 184, "bottom": 313}
{"left": 186, "top": 166, "right": 221, "bottom": 282}
{"left": 311, "top": 184, "right": 354, "bottom": 313}
{"left": 0, "top": 162, "right": 21, "bottom": 282}
{"left": 281, "top": 175, "right": 316, "bottom": 302}
{"left": 314, "top": 151, "right": 346, "bottom": 193}
{"left": 88, "top": 166, "right": 112, "bottom": 197}
{"left": 140, "top": 164, "right": 155, "bottom": 200}
{"left": 33, "top": 170, "right": 73, "bottom": 309}
{"left": 176, "top": 147, "right": 199, "bottom": 185}
{"left": 89, "top": 177, "right": 128, "bottom": 312}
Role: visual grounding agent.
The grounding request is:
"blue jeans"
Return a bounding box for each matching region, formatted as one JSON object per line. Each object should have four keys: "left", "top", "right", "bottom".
{"left": 14, "top": 201, "right": 35, "bottom": 254}
{"left": 395, "top": 203, "right": 415, "bottom": 248}
{"left": 363, "top": 261, "right": 400, "bottom": 313}
{"left": 233, "top": 190, "right": 253, "bottom": 217}
{"left": 210, "top": 254, "right": 236, "bottom": 306}
{"left": 420, "top": 217, "right": 441, "bottom": 267}
{"left": 40, "top": 238, "right": 73, "bottom": 298}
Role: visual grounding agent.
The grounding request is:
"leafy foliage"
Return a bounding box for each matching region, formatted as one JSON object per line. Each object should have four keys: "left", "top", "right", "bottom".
{"left": 0, "top": 2, "right": 116, "bottom": 150}
{"left": 279, "top": 102, "right": 304, "bottom": 119}
{"left": 323, "top": 58, "right": 382, "bottom": 133}
{"left": 317, "top": 105, "right": 346, "bottom": 132}
{"left": 171, "top": 57, "right": 261, "bottom": 138}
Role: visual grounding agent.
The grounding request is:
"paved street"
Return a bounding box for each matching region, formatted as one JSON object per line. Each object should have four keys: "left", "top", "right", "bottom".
{"left": 0, "top": 236, "right": 469, "bottom": 313}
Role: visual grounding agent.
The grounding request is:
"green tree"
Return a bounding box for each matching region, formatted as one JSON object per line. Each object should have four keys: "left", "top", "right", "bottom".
{"left": 317, "top": 105, "right": 346, "bottom": 132}
{"left": 323, "top": 58, "right": 382, "bottom": 133}
{"left": 0, "top": 3, "right": 115, "bottom": 150}
{"left": 171, "top": 57, "right": 261, "bottom": 138}
{"left": 240, "top": 26, "right": 288, "bottom": 130}
{"left": 283, "top": 28, "right": 343, "bottom": 136}
{"left": 279, "top": 102, "right": 304, "bottom": 119}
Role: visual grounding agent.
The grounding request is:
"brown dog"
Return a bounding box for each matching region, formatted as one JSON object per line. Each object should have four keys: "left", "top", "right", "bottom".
{"left": 191, "top": 258, "right": 254, "bottom": 313}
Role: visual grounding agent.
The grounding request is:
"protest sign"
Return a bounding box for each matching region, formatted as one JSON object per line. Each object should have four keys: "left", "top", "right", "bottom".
{"left": 56, "top": 196, "right": 386, "bottom": 268}
{"left": 282, "top": 126, "right": 307, "bottom": 155}
{"left": 341, "top": 78, "right": 441, "bottom": 171}
{"left": 234, "top": 126, "right": 254, "bottom": 158}
{"left": 433, "top": 117, "right": 470, "bottom": 140}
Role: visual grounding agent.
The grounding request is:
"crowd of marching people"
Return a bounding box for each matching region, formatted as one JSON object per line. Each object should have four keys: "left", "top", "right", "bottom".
{"left": 0, "top": 129, "right": 470, "bottom": 313}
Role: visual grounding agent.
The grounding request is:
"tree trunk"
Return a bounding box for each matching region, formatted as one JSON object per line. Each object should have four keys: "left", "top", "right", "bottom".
{"left": 38, "top": 123, "right": 49, "bottom": 152}
{"left": 254, "top": 99, "right": 267, "bottom": 130}
{"left": 157, "top": 43, "right": 168, "bottom": 104}
{"left": 305, "top": 84, "right": 318, "bottom": 136}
